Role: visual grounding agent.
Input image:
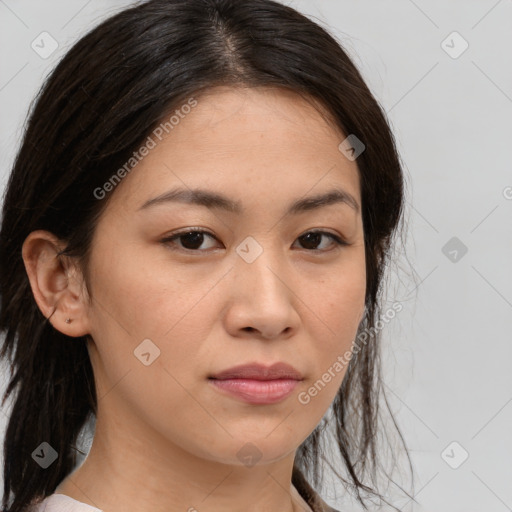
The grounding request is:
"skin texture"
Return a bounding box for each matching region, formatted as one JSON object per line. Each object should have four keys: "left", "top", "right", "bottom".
{"left": 22, "top": 86, "right": 366, "bottom": 512}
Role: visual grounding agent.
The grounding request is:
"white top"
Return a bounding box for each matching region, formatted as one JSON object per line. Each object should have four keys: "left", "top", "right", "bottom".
{"left": 30, "top": 494, "right": 103, "bottom": 512}
{"left": 30, "top": 488, "right": 313, "bottom": 512}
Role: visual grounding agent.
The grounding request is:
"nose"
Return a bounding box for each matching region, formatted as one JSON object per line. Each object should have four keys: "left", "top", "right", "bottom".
{"left": 223, "top": 244, "right": 300, "bottom": 341}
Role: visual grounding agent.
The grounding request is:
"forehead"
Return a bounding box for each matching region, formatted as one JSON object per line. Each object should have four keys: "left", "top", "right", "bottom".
{"left": 104, "top": 86, "right": 361, "bottom": 214}
{"left": 175, "top": 86, "right": 346, "bottom": 149}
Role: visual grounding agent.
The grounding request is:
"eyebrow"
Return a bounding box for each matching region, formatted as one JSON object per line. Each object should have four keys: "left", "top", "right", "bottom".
{"left": 138, "top": 186, "right": 359, "bottom": 215}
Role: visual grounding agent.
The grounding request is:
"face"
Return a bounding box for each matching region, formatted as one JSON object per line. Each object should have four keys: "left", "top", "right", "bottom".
{"left": 82, "top": 86, "right": 366, "bottom": 466}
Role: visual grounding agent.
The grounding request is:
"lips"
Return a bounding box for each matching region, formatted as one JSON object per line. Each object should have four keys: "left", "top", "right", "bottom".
{"left": 209, "top": 362, "right": 303, "bottom": 381}
{"left": 208, "top": 362, "right": 303, "bottom": 404}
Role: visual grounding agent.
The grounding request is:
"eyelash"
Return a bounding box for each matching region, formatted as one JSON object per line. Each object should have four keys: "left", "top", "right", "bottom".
{"left": 160, "top": 228, "right": 350, "bottom": 254}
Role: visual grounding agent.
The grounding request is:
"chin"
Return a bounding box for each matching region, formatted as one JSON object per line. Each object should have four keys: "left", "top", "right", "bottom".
{"left": 190, "top": 435, "right": 299, "bottom": 467}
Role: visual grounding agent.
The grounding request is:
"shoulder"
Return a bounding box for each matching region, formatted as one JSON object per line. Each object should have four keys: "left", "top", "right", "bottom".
{"left": 26, "top": 494, "right": 103, "bottom": 512}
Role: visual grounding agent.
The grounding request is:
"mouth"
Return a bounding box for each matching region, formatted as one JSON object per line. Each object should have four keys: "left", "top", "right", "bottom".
{"left": 208, "top": 378, "right": 300, "bottom": 404}
{"left": 208, "top": 362, "right": 303, "bottom": 404}
{"left": 209, "top": 361, "right": 303, "bottom": 380}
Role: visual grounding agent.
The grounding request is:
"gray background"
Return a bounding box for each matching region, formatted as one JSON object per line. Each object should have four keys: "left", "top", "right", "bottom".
{"left": 1, "top": 1, "right": 511, "bottom": 511}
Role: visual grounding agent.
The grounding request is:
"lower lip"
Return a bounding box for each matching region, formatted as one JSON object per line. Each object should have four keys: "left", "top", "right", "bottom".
{"left": 208, "top": 378, "right": 300, "bottom": 404}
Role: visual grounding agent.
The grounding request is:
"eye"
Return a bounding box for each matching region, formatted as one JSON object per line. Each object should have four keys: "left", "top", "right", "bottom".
{"left": 293, "top": 230, "right": 349, "bottom": 252}
{"left": 161, "top": 228, "right": 349, "bottom": 254}
{"left": 161, "top": 228, "right": 220, "bottom": 252}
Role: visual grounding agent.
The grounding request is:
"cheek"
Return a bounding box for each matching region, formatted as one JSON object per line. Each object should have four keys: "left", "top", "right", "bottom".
{"left": 86, "top": 242, "right": 219, "bottom": 403}
{"left": 305, "top": 259, "right": 366, "bottom": 340}
{"left": 85, "top": 247, "right": 217, "bottom": 445}
{"left": 296, "top": 263, "right": 366, "bottom": 403}
{"left": 88, "top": 241, "right": 207, "bottom": 339}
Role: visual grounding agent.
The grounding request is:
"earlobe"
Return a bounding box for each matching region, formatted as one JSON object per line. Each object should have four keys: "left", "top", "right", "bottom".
{"left": 21, "top": 230, "right": 90, "bottom": 337}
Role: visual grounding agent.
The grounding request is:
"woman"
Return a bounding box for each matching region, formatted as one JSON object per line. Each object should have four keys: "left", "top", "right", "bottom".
{"left": 0, "top": 1, "right": 412, "bottom": 511}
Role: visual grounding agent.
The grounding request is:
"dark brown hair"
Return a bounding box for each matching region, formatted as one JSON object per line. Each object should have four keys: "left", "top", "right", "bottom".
{"left": 0, "top": 0, "right": 413, "bottom": 510}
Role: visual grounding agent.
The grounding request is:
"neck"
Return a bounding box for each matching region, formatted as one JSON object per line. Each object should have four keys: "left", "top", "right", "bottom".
{"left": 55, "top": 413, "right": 310, "bottom": 512}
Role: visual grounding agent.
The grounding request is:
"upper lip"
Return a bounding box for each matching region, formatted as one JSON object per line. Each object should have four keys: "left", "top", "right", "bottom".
{"left": 210, "top": 362, "right": 303, "bottom": 381}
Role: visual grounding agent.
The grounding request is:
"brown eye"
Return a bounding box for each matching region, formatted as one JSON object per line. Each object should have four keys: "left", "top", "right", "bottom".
{"left": 161, "top": 228, "right": 348, "bottom": 254}
{"left": 294, "top": 231, "right": 348, "bottom": 251}
{"left": 161, "top": 229, "right": 219, "bottom": 252}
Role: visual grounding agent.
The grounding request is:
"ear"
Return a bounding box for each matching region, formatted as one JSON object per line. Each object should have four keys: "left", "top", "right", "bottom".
{"left": 21, "top": 230, "right": 90, "bottom": 337}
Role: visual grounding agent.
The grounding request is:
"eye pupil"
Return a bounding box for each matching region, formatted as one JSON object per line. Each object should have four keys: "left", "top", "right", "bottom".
{"left": 180, "top": 232, "right": 205, "bottom": 250}
{"left": 300, "top": 232, "right": 322, "bottom": 250}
